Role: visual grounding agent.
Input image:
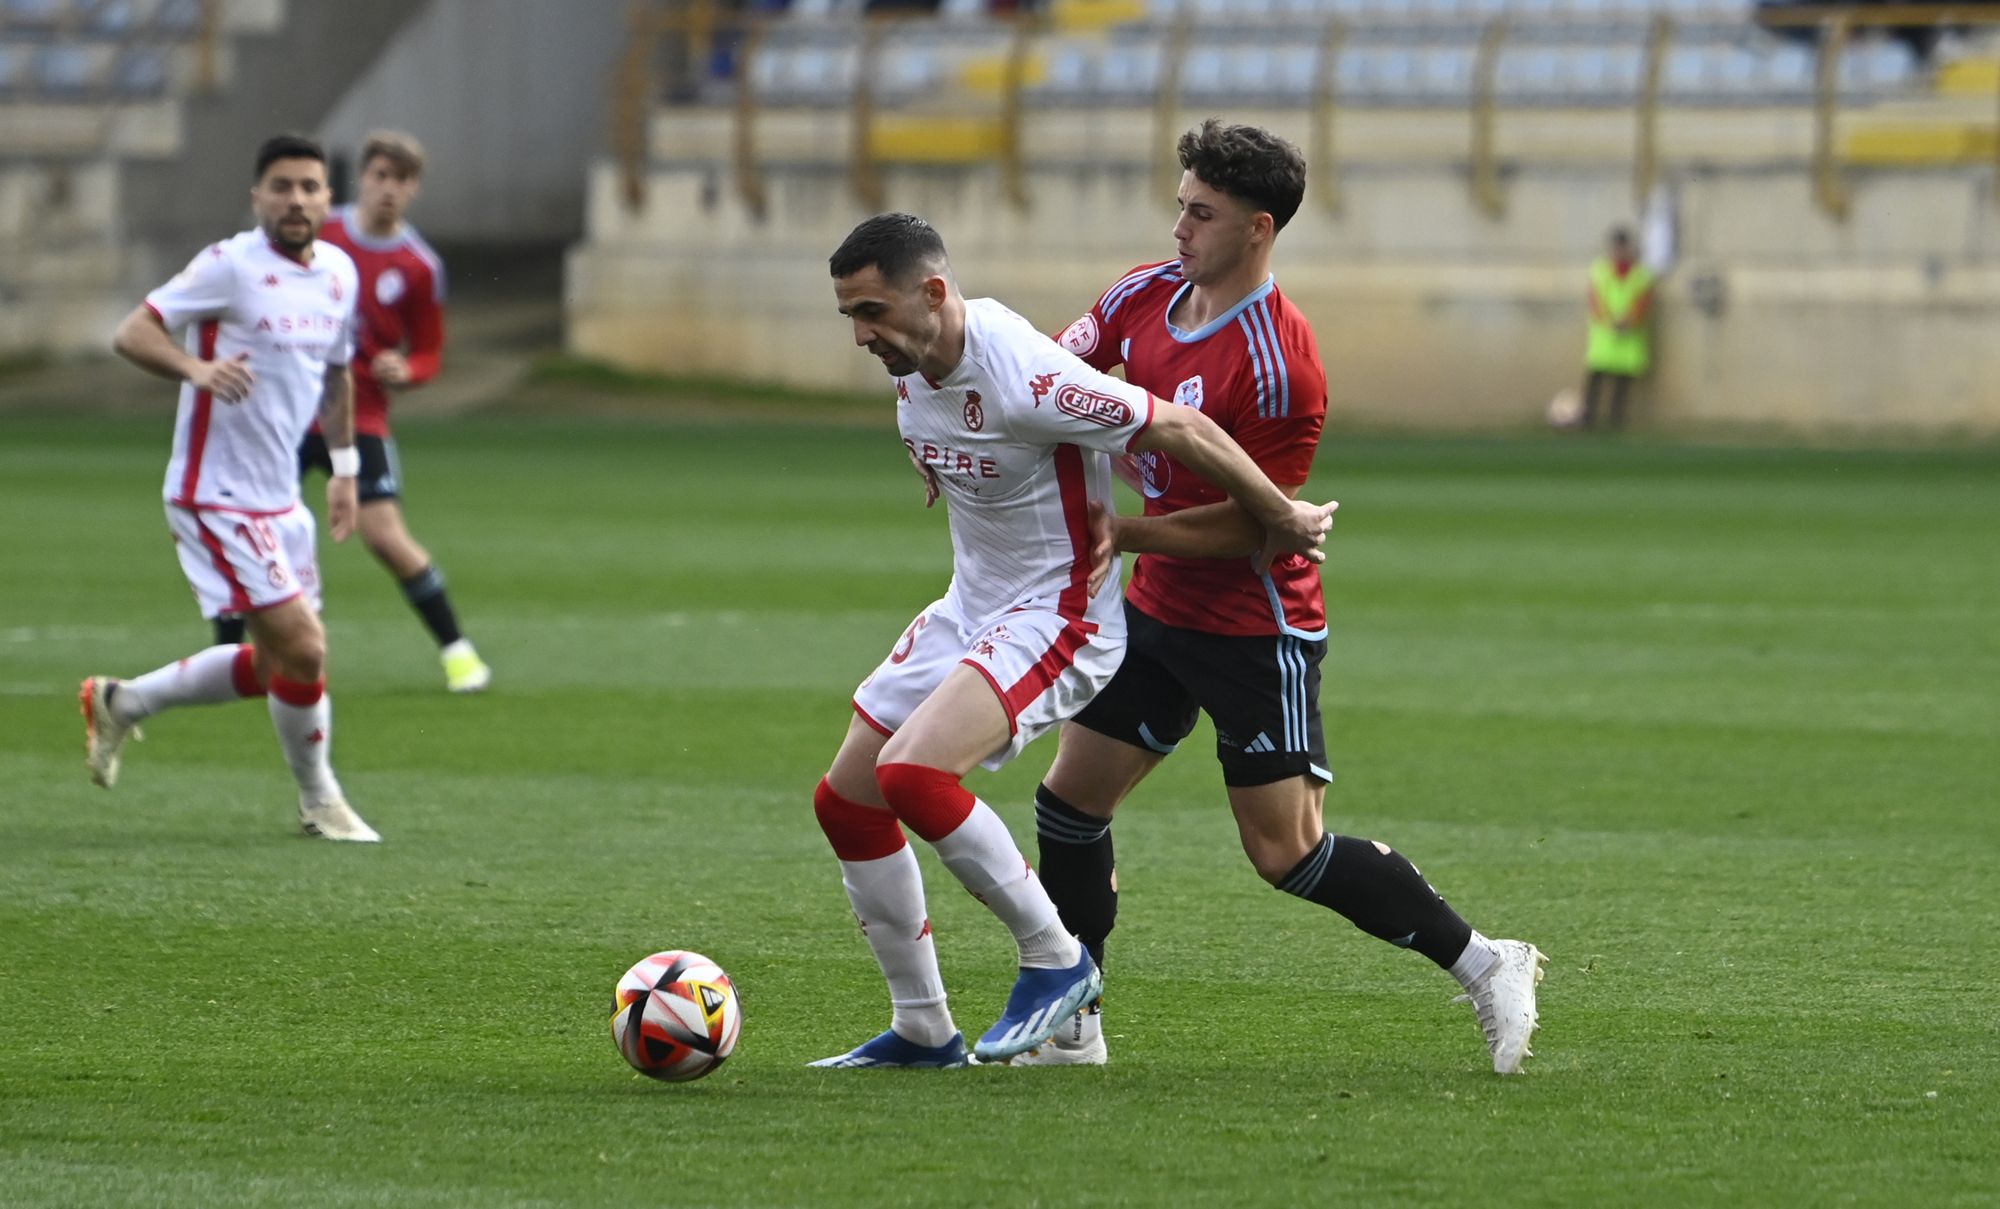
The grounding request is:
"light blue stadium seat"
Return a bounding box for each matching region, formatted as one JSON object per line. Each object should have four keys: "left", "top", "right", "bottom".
{"left": 3, "top": 0, "right": 66, "bottom": 26}
{"left": 154, "top": 0, "right": 200, "bottom": 33}
{"left": 1766, "top": 42, "right": 1811, "bottom": 93}
{"left": 33, "top": 44, "right": 102, "bottom": 94}
{"left": 1099, "top": 43, "right": 1161, "bottom": 100}
{"left": 112, "top": 43, "right": 165, "bottom": 95}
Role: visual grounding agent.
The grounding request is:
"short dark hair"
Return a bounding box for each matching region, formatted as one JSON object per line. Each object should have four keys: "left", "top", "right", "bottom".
{"left": 1609, "top": 226, "right": 1635, "bottom": 248}
{"left": 254, "top": 133, "right": 326, "bottom": 181}
{"left": 829, "top": 212, "right": 949, "bottom": 283}
{"left": 1176, "top": 119, "right": 1307, "bottom": 234}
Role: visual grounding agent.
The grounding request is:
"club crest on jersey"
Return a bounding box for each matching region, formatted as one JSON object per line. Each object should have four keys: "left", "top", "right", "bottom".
{"left": 1174, "top": 375, "right": 1205, "bottom": 411}
{"left": 1054, "top": 384, "right": 1133, "bottom": 428}
{"left": 1060, "top": 313, "right": 1099, "bottom": 357}
{"left": 376, "top": 267, "right": 405, "bottom": 306}
{"left": 963, "top": 391, "right": 984, "bottom": 431}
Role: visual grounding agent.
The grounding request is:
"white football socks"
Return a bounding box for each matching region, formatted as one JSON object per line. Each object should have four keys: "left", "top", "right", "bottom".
{"left": 929, "top": 799, "right": 1082, "bottom": 970}
{"left": 268, "top": 692, "right": 341, "bottom": 800}
{"left": 1449, "top": 930, "right": 1503, "bottom": 990}
{"left": 114, "top": 645, "right": 248, "bottom": 720}
{"left": 839, "top": 845, "right": 957, "bottom": 1047}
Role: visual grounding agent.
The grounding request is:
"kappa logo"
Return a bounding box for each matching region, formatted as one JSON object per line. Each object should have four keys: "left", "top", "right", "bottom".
{"left": 1060, "top": 313, "right": 1099, "bottom": 357}
{"left": 261, "top": 274, "right": 280, "bottom": 288}
{"left": 1054, "top": 384, "right": 1134, "bottom": 428}
{"left": 897, "top": 379, "right": 911, "bottom": 402}
{"left": 1029, "top": 372, "right": 1058, "bottom": 405}
{"left": 329, "top": 277, "right": 343, "bottom": 302}
{"left": 963, "top": 390, "right": 984, "bottom": 431}
{"left": 1175, "top": 374, "right": 1205, "bottom": 411}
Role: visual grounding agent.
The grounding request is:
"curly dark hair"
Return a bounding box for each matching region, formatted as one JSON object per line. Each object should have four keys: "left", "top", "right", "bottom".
{"left": 829, "top": 212, "right": 950, "bottom": 283}
{"left": 1176, "top": 119, "right": 1307, "bottom": 233}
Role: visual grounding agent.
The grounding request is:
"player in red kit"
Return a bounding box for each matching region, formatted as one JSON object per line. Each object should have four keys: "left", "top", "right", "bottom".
{"left": 1015, "top": 121, "right": 1547, "bottom": 1073}
{"left": 219, "top": 130, "right": 491, "bottom": 693}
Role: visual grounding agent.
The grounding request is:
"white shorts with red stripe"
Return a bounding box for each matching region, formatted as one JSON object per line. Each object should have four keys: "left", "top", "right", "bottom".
{"left": 166, "top": 501, "right": 321, "bottom": 619}
{"left": 853, "top": 595, "right": 1126, "bottom": 772}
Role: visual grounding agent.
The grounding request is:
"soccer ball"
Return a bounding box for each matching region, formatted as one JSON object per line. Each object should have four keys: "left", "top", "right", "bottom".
{"left": 1545, "top": 387, "right": 1584, "bottom": 430}
{"left": 611, "top": 950, "right": 742, "bottom": 1082}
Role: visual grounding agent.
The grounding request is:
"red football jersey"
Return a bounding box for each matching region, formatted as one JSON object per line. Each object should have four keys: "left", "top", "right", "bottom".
{"left": 1058, "top": 261, "right": 1328, "bottom": 637}
{"left": 316, "top": 205, "right": 445, "bottom": 437}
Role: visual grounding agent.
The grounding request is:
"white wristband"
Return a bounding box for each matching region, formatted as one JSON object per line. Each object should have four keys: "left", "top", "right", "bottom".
{"left": 329, "top": 446, "right": 361, "bottom": 478}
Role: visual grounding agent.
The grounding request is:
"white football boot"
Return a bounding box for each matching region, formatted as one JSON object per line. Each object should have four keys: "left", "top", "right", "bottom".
{"left": 1010, "top": 1001, "right": 1107, "bottom": 1066}
{"left": 79, "top": 676, "right": 142, "bottom": 788}
{"left": 1454, "top": 939, "right": 1545, "bottom": 1074}
{"left": 299, "top": 794, "right": 383, "bottom": 843}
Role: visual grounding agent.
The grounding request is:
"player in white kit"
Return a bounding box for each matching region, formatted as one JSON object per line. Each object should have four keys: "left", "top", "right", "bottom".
{"left": 809, "top": 213, "right": 1337, "bottom": 1067}
{"left": 80, "top": 133, "right": 382, "bottom": 843}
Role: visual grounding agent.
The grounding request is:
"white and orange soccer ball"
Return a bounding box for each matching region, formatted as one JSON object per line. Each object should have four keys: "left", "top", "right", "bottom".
{"left": 611, "top": 950, "right": 742, "bottom": 1083}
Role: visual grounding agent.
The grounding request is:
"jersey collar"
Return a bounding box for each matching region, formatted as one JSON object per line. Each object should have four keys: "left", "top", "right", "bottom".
{"left": 1164, "top": 274, "right": 1276, "bottom": 343}
{"left": 334, "top": 204, "right": 410, "bottom": 251}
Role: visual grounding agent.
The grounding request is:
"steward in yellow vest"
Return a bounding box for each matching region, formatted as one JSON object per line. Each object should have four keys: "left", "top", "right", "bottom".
{"left": 1579, "top": 228, "right": 1654, "bottom": 430}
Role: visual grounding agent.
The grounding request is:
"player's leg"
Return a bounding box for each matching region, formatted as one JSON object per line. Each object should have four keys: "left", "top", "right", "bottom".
{"left": 253, "top": 505, "right": 376, "bottom": 842}
{"left": 352, "top": 436, "right": 488, "bottom": 693}
{"left": 82, "top": 505, "right": 278, "bottom": 787}
{"left": 808, "top": 712, "right": 966, "bottom": 1068}
{"left": 1203, "top": 630, "right": 1542, "bottom": 1071}
{"left": 877, "top": 611, "right": 1116, "bottom": 1061}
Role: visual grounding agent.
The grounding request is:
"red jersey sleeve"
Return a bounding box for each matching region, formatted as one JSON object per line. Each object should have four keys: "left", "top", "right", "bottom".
{"left": 399, "top": 262, "right": 445, "bottom": 386}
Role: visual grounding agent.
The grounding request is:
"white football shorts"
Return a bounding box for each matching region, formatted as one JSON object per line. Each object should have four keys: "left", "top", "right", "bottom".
{"left": 166, "top": 500, "right": 321, "bottom": 619}
{"left": 853, "top": 594, "right": 1126, "bottom": 771}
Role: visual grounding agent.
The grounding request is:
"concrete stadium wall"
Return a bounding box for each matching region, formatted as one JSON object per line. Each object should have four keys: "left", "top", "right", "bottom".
{"left": 318, "top": 0, "right": 631, "bottom": 241}
{"left": 567, "top": 110, "right": 2000, "bottom": 436}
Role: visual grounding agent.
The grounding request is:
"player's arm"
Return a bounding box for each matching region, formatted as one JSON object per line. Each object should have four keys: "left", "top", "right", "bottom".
{"left": 111, "top": 305, "right": 253, "bottom": 401}
{"left": 1129, "top": 401, "right": 1333, "bottom": 572}
{"left": 373, "top": 280, "right": 445, "bottom": 386}
{"left": 1109, "top": 488, "right": 1319, "bottom": 560}
{"left": 319, "top": 363, "right": 359, "bottom": 542}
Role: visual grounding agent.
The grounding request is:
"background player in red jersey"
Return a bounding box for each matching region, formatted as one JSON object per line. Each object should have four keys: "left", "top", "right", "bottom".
{"left": 219, "top": 130, "right": 491, "bottom": 694}
{"left": 1016, "top": 121, "right": 1547, "bottom": 1073}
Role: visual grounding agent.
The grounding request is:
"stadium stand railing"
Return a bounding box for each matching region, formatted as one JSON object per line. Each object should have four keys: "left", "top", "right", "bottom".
{"left": 610, "top": 0, "right": 1999, "bottom": 223}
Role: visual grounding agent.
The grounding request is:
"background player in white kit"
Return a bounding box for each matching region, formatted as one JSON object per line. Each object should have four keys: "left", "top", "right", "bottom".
{"left": 809, "top": 213, "right": 1336, "bottom": 1067}
{"left": 80, "top": 133, "right": 382, "bottom": 843}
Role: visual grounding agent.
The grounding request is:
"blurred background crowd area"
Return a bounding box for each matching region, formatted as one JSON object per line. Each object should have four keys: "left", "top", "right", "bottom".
{"left": 3, "top": 0, "right": 1998, "bottom": 435}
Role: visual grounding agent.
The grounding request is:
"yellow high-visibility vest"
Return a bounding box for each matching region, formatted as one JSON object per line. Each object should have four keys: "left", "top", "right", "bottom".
{"left": 1586, "top": 258, "right": 1654, "bottom": 376}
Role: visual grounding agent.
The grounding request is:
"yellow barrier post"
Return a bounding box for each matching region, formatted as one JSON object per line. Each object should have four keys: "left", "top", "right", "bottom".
{"left": 612, "top": 0, "right": 657, "bottom": 214}
{"left": 1310, "top": 17, "right": 1346, "bottom": 216}
{"left": 999, "top": 15, "right": 1038, "bottom": 214}
{"left": 851, "top": 17, "right": 887, "bottom": 212}
{"left": 1470, "top": 17, "right": 1507, "bottom": 219}
{"left": 1155, "top": 8, "right": 1194, "bottom": 211}
{"left": 1812, "top": 13, "right": 1853, "bottom": 220}
{"left": 1635, "top": 14, "right": 1670, "bottom": 208}
{"left": 732, "top": 16, "right": 769, "bottom": 222}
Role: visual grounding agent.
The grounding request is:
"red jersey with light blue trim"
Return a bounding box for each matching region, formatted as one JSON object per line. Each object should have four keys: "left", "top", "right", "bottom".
{"left": 317, "top": 204, "right": 445, "bottom": 437}
{"left": 1058, "top": 260, "right": 1328, "bottom": 637}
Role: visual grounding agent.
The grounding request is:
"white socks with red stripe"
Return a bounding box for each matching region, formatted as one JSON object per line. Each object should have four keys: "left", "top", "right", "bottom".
{"left": 839, "top": 846, "right": 957, "bottom": 1048}
{"left": 930, "top": 800, "right": 1083, "bottom": 971}
{"left": 267, "top": 676, "right": 341, "bottom": 800}
{"left": 112, "top": 644, "right": 258, "bottom": 721}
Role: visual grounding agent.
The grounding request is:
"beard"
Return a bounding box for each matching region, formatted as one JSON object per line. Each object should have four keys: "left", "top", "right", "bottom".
{"left": 268, "top": 212, "right": 318, "bottom": 251}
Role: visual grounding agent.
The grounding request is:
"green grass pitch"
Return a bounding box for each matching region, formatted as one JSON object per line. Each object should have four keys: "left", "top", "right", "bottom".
{"left": 1, "top": 412, "right": 1995, "bottom": 1206}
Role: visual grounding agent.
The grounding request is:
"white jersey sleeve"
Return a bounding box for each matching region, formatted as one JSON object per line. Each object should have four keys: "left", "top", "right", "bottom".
{"left": 145, "top": 244, "right": 237, "bottom": 331}
{"left": 974, "top": 302, "right": 1154, "bottom": 454}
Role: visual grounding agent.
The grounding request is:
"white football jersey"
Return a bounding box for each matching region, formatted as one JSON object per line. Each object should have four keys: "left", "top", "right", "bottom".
{"left": 145, "top": 229, "right": 359, "bottom": 513}
{"left": 898, "top": 297, "right": 1155, "bottom": 630}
